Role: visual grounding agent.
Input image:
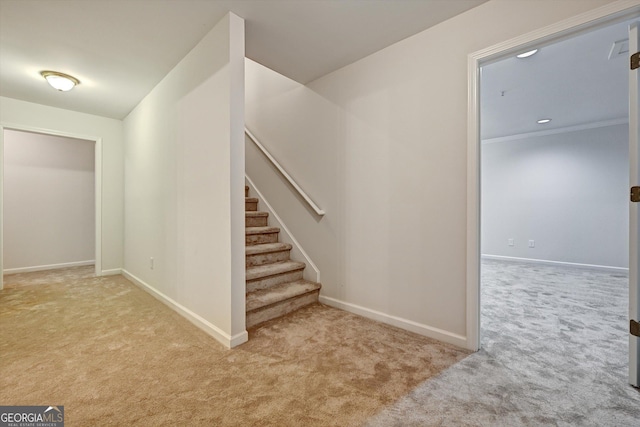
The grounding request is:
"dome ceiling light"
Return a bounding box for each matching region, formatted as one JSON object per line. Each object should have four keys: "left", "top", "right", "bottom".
{"left": 516, "top": 49, "right": 538, "bottom": 59}
{"left": 40, "top": 70, "right": 80, "bottom": 91}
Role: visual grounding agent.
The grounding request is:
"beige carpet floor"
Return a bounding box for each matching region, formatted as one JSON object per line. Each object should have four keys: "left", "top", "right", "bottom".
{"left": 0, "top": 266, "right": 469, "bottom": 426}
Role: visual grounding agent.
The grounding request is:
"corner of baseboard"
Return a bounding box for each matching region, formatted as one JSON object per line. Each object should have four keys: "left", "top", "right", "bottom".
{"left": 99, "top": 268, "right": 123, "bottom": 276}
{"left": 230, "top": 331, "right": 249, "bottom": 348}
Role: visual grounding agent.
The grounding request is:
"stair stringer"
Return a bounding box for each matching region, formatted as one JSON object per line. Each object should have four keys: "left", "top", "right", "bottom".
{"left": 245, "top": 175, "right": 320, "bottom": 283}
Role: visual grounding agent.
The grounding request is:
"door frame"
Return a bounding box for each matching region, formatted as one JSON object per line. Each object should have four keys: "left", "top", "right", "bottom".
{"left": 0, "top": 123, "right": 102, "bottom": 290}
{"left": 466, "top": 2, "right": 640, "bottom": 351}
{"left": 629, "top": 20, "right": 639, "bottom": 387}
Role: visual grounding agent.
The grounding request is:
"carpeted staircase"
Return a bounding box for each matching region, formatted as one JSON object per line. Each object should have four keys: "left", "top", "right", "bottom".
{"left": 245, "top": 185, "right": 321, "bottom": 328}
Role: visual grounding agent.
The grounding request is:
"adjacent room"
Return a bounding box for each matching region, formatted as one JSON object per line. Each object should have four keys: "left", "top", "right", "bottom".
{"left": 480, "top": 15, "right": 632, "bottom": 420}
{"left": 2, "top": 129, "right": 95, "bottom": 275}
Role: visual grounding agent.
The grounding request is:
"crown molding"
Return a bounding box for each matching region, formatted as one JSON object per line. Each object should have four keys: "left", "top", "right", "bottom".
{"left": 482, "top": 117, "right": 629, "bottom": 145}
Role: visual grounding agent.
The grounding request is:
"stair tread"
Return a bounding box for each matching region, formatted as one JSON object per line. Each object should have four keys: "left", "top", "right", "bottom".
{"left": 245, "top": 211, "right": 268, "bottom": 217}
{"left": 246, "top": 226, "right": 280, "bottom": 235}
{"left": 246, "top": 260, "right": 305, "bottom": 281}
{"left": 246, "top": 280, "right": 321, "bottom": 312}
{"left": 245, "top": 197, "right": 258, "bottom": 202}
{"left": 245, "top": 242, "right": 292, "bottom": 256}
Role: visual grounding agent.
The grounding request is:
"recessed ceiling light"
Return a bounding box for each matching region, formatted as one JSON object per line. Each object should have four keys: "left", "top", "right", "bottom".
{"left": 516, "top": 49, "right": 538, "bottom": 59}
{"left": 537, "top": 118, "right": 552, "bottom": 124}
{"left": 40, "top": 70, "right": 80, "bottom": 91}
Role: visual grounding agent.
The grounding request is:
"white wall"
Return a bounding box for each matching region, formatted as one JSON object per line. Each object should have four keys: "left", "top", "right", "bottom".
{"left": 0, "top": 96, "right": 124, "bottom": 275}
{"left": 245, "top": 0, "right": 619, "bottom": 348}
{"left": 482, "top": 124, "right": 629, "bottom": 269}
{"left": 123, "top": 13, "right": 246, "bottom": 348}
{"left": 3, "top": 130, "right": 95, "bottom": 272}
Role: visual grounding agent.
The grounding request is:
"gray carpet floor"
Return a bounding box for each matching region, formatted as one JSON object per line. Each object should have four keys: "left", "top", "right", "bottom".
{"left": 367, "top": 260, "right": 640, "bottom": 426}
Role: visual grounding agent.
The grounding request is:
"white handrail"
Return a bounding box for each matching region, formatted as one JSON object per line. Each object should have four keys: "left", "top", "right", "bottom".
{"left": 245, "top": 127, "right": 325, "bottom": 216}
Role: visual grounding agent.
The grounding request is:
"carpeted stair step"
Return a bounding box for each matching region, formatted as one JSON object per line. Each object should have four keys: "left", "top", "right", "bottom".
{"left": 243, "top": 182, "right": 321, "bottom": 328}
{"left": 246, "top": 197, "right": 258, "bottom": 211}
{"left": 246, "top": 280, "right": 321, "bottom": 328}
{"left": 246, "top": 242, "right": 293, "bottom": 267}
{"left": 246, "top": 211, "right": 269, "bottom": 227}
{"left": 246, "top": 226, "right": 280, "bottom": 245}
{"left": 246, "top": 260, "right": 305, "bottom": 292}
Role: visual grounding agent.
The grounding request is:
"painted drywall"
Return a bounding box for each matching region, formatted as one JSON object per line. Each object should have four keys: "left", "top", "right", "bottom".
{"left": 123, "top": 13, "right": 246, "bottom": 347}
{"left": 0, "top": 96, "right": 124, "bottom": 274}
{"left": 482, "top": 124, "right": 629, "bottom": 269}
{"left": 3, "top": 130, "right": 95, "bottom": 271}
{"left": 245, "top": 0, "right": 620, "bottom": 348}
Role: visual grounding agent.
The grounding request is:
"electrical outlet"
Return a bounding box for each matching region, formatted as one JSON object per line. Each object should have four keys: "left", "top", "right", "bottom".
{"left": 528, "top": 240, "right": 535, "bottom": 248}
{"left": 150, "top": 257, "right": 154, "bottom": 270}
{"left": 508, "top": 238, "right": 514, "bottom": 247}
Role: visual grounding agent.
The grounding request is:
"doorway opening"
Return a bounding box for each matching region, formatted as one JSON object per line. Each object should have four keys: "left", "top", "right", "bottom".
{"left": 467, "top": 4, "right": 640, "bottom": 387}
{"left": 0, "top": 126, "right": 103, "bottom": 290}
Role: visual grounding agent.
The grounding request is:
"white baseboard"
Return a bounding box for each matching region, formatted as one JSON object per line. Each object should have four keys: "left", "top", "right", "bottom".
{"left": 319, "top": 295, "right": 468, "bottom": 349}
{"left": 99, "top": 268, "right": 122, "bottom": 276}
{"left": 3, "top": 260, "right": 95, "bottom": 275}
{"left": 122, "top": 269, "right": 248, "bottom": 349}
{"left": 481, "top": 254, "right": 629, "bottom": 273}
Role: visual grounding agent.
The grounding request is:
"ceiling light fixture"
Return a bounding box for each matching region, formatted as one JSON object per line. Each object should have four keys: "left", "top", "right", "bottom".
{"left": 537, "top": 118, "right": 552, "bottom": 124}
{"left": 516, "top": 49, "right": 538, "bottom": 59}
{"left": 40, "top": 70, "right": 80, "bottom": 91}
